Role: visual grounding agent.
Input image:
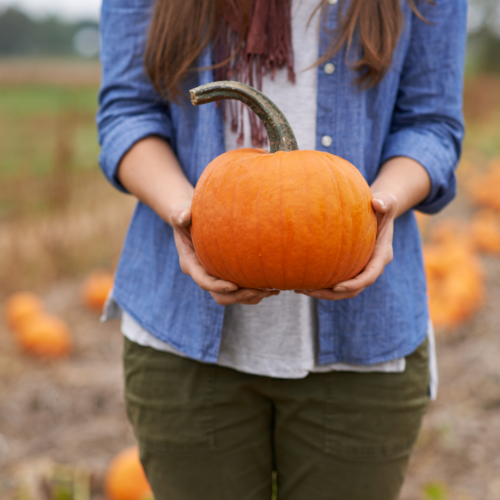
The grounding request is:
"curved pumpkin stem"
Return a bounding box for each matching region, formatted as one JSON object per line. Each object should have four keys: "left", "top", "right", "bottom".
{"left": 189, "top": 81, "right": 298, "bottom": 154}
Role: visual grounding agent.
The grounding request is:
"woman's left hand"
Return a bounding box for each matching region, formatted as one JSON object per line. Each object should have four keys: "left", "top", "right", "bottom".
{"left": 295, "top": 192, "right": 398, "bottom": 301}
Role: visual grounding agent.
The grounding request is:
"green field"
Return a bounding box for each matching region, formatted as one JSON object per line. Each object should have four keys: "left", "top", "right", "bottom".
{"left": 0, "top": 84, "right": 100, "bottom": 179}
{"left": 1, "top": 76, "right": 499, "bottom": 180}
{"left": 0, "top": 80, "right": 134, "bottom": 293}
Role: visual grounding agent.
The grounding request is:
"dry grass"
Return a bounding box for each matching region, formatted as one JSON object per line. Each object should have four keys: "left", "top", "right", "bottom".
{"left": 0, "top": 174, "right": 135, "bottom": 298}
{"left": 0, "top": 76, "right": 132, "bottom": 296}
{"left": 0, "top": 59, "right": 100, "bottom": 86}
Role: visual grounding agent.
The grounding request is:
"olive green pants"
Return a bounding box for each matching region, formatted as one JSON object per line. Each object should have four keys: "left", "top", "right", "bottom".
{"left": 123, "top": 338, "right": 429, "bottom": 500}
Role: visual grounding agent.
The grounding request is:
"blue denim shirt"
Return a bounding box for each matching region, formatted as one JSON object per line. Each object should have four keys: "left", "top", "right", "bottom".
{"left": 97, "top": 0, "right": 466, "bottom": 365}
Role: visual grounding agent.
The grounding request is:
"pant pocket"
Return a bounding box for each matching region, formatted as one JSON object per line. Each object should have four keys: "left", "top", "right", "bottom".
{"left": 323, "top": 341, "right": 430, "bottom": 460}
{"left": 123, "top": 337, "right": 216, "bottom": 453}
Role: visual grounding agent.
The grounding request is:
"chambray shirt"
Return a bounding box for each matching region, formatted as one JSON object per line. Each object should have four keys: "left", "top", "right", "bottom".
{"left": 97, "top": 0, "right": 467, "bottom": 365}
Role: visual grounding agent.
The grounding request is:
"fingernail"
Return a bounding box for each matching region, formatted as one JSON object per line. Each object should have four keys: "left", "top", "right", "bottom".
{"left": 244, "top": 292, "right": 257, "bottom": 299}
{"left": 334, "top": 286, "right": 347, "bottom": 292}
{"left": 374, "top": 198, "right": 386, "bottom": 209}
{"left": 178, "top": 209, "right": 189, "bottom": 224}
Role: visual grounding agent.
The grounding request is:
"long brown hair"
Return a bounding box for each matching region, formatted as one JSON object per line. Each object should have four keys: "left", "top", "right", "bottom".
{"left": 145, "top": 0, "right": 426, "bottom": 101}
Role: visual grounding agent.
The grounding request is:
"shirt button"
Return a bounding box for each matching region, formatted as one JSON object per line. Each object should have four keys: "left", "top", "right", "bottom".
{"left": 321, "top": 135, "right": 333, "bottom": 147}
{"left": 328, "top": 0, "right": 338, "bottom": 4}
{"left": 324, "top": 63, "right": 335, "bottom": 74}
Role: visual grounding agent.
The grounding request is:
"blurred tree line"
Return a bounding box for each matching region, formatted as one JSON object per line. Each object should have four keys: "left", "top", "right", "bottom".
{"left": 0, "top": 8, "right": 98, "bottom": 57}
{"left": 0, "top": 1, "right": 499, "bottom": 71}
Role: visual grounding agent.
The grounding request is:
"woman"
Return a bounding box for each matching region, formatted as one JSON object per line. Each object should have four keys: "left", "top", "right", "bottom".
{"left": 98, "top": 0, "right": 466, "bottom": 498}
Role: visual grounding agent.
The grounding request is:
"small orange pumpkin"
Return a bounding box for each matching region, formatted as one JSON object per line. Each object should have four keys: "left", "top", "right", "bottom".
{"left": 17, "top": 313, "right": 72, "bottom": 358}
{"left": 4, "top": 292, "right": 44, "bottom": 331}
{"left": 429, "top": 218, "right": 468, "bottom": 245}
{"left": 424, "top": 239, "right": 485, "bottom": 330}
{"left": 190, "top": 82, "right": 377, "bottom": 290}
{"left": 105, "top": 446, "right": 152, "bottom": 500}
{"left": 82, "top": 271, "right": 114, "bottom": 311}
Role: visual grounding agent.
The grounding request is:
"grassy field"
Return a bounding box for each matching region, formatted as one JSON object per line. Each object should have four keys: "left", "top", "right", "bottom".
{"left": 0, "top": 69, "right": 135, "bottom": 295}
{"left": 0, "top": 85, "right": 99, "bottom": 181}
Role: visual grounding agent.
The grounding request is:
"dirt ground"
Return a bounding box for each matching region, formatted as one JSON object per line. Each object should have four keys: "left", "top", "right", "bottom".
{"left": 401, "top": 253, "right": 500, "bottom": 500}
{"left": 0, "top": 281, "right": 135, "bottom": 498}
{"left": 0, "top": 262, "right": 499, "bottom": 499}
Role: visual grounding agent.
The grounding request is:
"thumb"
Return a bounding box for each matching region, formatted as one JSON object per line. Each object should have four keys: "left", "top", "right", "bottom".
{"left": 371, "top": 193, "right": 397, "bottom": 216}
{"left": 170, "top": 206, "right": 192, "bottom": 227}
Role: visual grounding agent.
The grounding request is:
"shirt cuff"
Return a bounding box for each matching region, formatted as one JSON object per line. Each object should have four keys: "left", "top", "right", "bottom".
{"left": 381, "top": 128, "right": 457, "bottom": 214}
{"left": 99, "top": 115, "right": 173, "bottom": 193}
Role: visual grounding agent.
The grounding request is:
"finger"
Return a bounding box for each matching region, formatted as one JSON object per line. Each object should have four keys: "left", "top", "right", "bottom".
{"left": 241, "top": 290, "right": 280, "bottom": 304}
{"left": 371, "top": 192, "right": 397, "bottom": 216}
{"left": 332, "top": 256, "right": 387, "bottom": 292}
{"left": 171, "top": 206, "right": 192, "bottom": 228}
{"left": 301, "top": 288, "right": 365, "bottom": 301}
{"left": 184, "top": 258, "right": 238, "bottom": 293}
{"left": 211, "top": 289, "right": 278, "bottom": 306}
{"left": 210, "top": 289, "right": 262, "bottom": 306}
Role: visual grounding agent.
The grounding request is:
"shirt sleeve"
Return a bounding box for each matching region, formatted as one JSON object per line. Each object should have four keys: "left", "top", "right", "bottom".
{"left": 381, "top": 0, "right": 467, "bottom": 214}
{"left": 97, "top": 0, "right": 173, "bottom": 193}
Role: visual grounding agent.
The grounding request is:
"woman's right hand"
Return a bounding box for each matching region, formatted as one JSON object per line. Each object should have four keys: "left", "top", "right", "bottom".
{"left": 171, "top": 206, "right": 280, "bottom": 306}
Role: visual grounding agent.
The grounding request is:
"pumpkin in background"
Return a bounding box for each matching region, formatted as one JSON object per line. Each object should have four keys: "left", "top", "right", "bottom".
{"left": 429, "top": 218, "right": 468, "bottom": 245}
{"left": 82, "top": 271, "right": 114, "bottom": 311}
{"left": 190, "top": 82, "right": 377, "bottom": 290}
{"left": 470, "top": 209, "right": 500, "bottom": 254}
{"left": 468, "top": 158, "right": 500, "bottom": 211}
{"left": 424, "top": 239, "right": 485, "bottom": 330}
{"left": 105, "top": 446, "right": 152, "bottom": 500}
{"left": 17, "top": 313, "right": 72, "bottom": 358}
{"left": 4, "top": 292, "right": 44, "bottom": 331}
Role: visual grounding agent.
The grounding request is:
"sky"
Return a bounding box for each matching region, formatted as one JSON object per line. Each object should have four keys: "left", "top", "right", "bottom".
{"left": 0, "top": 0, "right": 101, "bottom": 21}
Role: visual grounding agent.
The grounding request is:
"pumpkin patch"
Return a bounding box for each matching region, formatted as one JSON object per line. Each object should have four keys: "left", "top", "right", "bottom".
{"left": 424, "top": 239, "right": 485, "bottom": 330}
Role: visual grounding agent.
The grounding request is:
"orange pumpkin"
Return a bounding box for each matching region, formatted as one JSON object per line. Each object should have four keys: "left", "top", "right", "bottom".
{"left": 4, "top": 292, "right": 44, "bottom": 331}
{"left": 105, "top": 446, "right": 152, "bottom": 500}
{"left": 429, "top": 218, "right": 468, "bottom": 245}
{"left": 82, "top": 271, "right": 114, "bottom": 311}
{"left": 424, "top": 240, "right": 485, "bottom": 330}
{"left": 190, "top": 82, "right": 377, "bottom": 290}
{"left": 17, "top": 313, "right": 72, "bottom": 358}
